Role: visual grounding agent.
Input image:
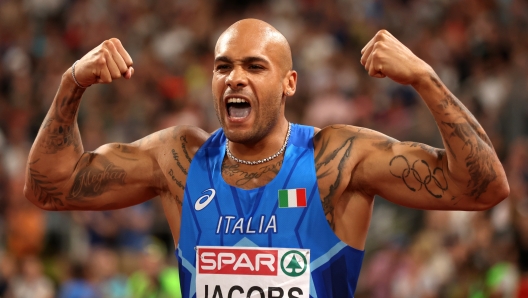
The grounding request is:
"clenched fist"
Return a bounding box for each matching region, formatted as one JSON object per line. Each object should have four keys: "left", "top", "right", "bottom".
{"left": 73, "top": 38, "right": 134, "bottom": 87}
{"left": 360, "top": 30, "right": 433, "bottom": 86}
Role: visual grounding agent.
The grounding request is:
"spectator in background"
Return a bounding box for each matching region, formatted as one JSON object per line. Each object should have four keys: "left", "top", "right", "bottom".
{"left": 58, "top": 261, "right": 98, "bottom": 298}
{"left": 91, "top": 247, "right": 128, "bottom": 298}
{"left": 0, "top": 251, "right": 16, "bottom": 298}
{"left": 11, "top": 256, "right": 54, "bottom": 298}
{"left": 127, "top": 238, "right": 181, "bottom": 298}
{"left": 507, "top": 138, "right": 528, "bottom": 297}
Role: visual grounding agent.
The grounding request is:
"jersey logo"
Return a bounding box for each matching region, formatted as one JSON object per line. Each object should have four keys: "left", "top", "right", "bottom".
{"left": 195, "top": 188, "right": 216, "bottom": 211}
{"left": 280, "top": 250, "right": 308, "bottom": 277}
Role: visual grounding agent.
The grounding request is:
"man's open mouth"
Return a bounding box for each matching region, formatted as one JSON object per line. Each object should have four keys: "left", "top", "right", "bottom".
{"left": 226, "top": 98, "right": 252, "bottom": 119}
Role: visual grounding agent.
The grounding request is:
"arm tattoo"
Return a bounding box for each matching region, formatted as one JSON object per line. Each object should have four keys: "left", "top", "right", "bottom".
{"left": 221, "top": 159, "right": 282, "bottom": 186}
{"left": 374, "top": 139, "right": 450, "bottom": 199}
{"left": 431, "top": 75, "right": 493, "bottom": 147}
{"left": 440, "top": 127, "right": 458, "bottom": 161}
{"left": 168, "top": 169, "right": 185, "bottom": 190}
{"left": 68, "top": 153, "right": 127, "bottom": 199}
{"left": 174, "top": 194, "right": 183, "bottom": 206}
{"left": 111, "top": 144, "right": 138, "bottom": 161}
{"left": 315, "top": 134, "right": 356, "bottom": 229}
{"left": 171, "top": 149, "right": 188, "bottom": 175}
{"left": 180, "top": 136, "right": 193, "bottom": 163}
{"left": 40, "top": 124, "right": 80, "bottom": 154}
{"left": 372, "top": 139, "right": 397, "bottom": 151}
{"left": 28, "top": 167, "right": 64, "bottom": 210}
{"left": 400, "top": 142, "right": 438, "bottom": 155}
{"left": 43, "top": 118, "right": 54, "bottom": 129}
{"left": 39, "top": 89, "right": 84, "bottom": 154}
{"left": 430, "top": 75, "right": 497, "bottom": 200}
{"left": 389, "top": 154, "right": 448, "bottom": 198}
{"left": 116, "top": 144, "right": 132, "bottom": 153}
{"left": 442, "top": 122, "right": 497, "bottom": 199}
{"left": 55, "top": 92, "right": 83, "bottom": 123}
{"left": 372, "top": 139, "right": 437, "bottom": 155}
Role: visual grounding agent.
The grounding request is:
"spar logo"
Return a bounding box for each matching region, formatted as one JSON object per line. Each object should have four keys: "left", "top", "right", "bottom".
{"left": 196, "top": 247, "right": 311, "bottom": 298}
{"left": 280, "top": 250, "right": 307, "bottom": 277}
{"left": 198, "top": 247, "right": 278, "bottom": 276}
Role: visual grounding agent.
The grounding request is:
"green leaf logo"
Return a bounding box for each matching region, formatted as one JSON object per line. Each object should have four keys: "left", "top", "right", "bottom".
{"left": 280, "top": 250, "right": 307, "bottom": 277}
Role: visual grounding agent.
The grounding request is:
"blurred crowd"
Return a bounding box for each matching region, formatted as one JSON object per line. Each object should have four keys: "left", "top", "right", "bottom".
{"left": 0, "top": 0, "right": 527, "bottom": 297}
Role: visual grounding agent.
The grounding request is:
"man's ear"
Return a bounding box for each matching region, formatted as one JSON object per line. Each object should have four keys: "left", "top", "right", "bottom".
{"left": 283, "top": 70, "right": 297, "bottom": 96}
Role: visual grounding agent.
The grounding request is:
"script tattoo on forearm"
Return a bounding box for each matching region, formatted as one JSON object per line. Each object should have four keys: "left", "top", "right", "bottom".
{"left": 68, "top": 154, "right": 127, "bottom": 199}
{"left": 314, "top": 130, "right": 356, "bottom": 229}
{"left": 389, "top": 154, "right": 448, "bottom": 198}
{"left": 28, "top": 159, "right": 65, "bottom": 210}
{"left": 222, "top": 159, "right": 282, "bottom": 187}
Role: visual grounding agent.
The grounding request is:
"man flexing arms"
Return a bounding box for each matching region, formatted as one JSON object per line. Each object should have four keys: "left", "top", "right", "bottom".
{"left": 25, "top": 19, "right": 509, "bottom": 297}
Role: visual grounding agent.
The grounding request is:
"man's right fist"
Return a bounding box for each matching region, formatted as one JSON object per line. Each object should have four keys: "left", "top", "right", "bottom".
{"left": 73, "top": 38, "right": 134, "bottom": 87}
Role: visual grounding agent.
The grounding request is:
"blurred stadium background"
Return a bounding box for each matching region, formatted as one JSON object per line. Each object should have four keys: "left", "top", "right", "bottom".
{"left": 0, "top": 0, "right": 527, "bottom": 297}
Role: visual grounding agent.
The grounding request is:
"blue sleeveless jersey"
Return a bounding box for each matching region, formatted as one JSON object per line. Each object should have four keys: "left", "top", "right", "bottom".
{"left": 177, "top": 124, "right": 364, "bottom": 297}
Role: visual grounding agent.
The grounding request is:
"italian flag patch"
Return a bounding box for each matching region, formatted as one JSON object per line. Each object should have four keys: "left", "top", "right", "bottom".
{"left": 278, "top": 188, "right": 307, "bottom": 208}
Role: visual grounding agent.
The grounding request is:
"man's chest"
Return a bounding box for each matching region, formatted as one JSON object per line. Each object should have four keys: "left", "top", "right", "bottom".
{"left": 220, "top": 157, "right": 285, "bottom": 189}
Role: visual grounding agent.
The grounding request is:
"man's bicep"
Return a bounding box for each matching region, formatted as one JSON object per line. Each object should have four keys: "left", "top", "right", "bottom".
{"left": 359, "top": 138, "right": 462, "bottom": 210}
{"left": 60, "top": 141, "right": 162, "bottom": 210}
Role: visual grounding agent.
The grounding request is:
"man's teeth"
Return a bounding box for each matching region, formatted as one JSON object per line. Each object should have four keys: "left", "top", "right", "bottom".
{"left": 227, "top": 98, "right": 248, "bottom": 104}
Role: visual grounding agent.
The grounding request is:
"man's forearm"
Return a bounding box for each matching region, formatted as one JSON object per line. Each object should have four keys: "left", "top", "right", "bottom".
{"left": 412, "top": 72, "right": 507, "bottom": 204}
{"left": 39, "top": 72, "right": 84, "bottom": 154}
{"left": 25, "top": 70, "right": 86, "bottom": 209}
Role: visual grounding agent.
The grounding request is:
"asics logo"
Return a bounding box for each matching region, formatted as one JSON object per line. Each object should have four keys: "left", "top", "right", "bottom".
{"left": 195, "top": 188, "right": 216, "bottom": 211}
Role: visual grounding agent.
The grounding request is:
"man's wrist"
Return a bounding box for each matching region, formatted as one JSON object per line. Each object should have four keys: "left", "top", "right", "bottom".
{"left": 411, "top": 67, "right": 439, "bottom": 93}
{"left": 62, "top": 68, "right": 87, "bottom": 91}
{"left": 71, "top": 60, "right": 90, "bottom": 88}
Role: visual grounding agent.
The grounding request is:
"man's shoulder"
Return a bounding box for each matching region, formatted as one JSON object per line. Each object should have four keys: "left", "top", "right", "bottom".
{"left": 313, "top": 125, "right": 394, "bottom": 155}
{"left": 314, "top": 124, "right": 380, "bottom": 140}
{"left": 135, "top": 125, "right": 210, "bottom": 157}
{"left": 167, "top": 125, "right": 211, "bottom": 145}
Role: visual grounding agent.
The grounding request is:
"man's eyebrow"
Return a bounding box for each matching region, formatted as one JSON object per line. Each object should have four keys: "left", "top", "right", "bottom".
{"left": 214, "top": 56, "right": 232, "bottom": 64}
{"left": 241, "top": 56, "right": 270, "bottom": 65}
{"left": 214, "top": 56, "right": 270, "bottom": 64}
